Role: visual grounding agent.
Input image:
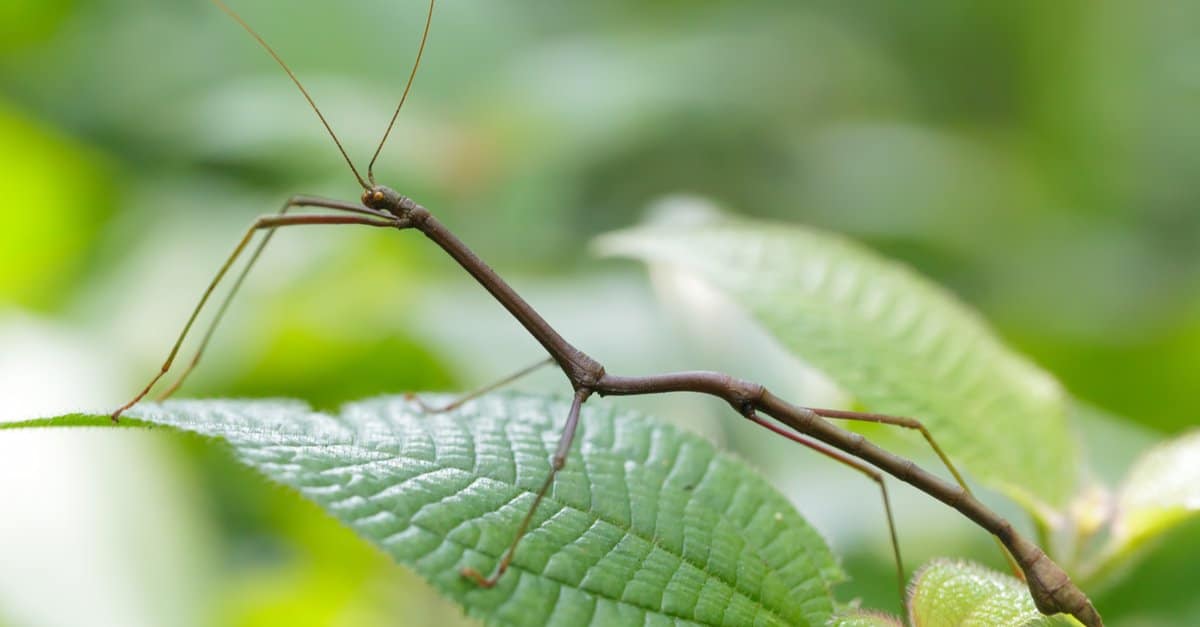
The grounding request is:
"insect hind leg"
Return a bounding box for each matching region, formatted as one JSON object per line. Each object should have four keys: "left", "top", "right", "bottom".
{"left": 807, "top": 406, "right": 1023, "bottom": 579}
{"left": 744, "top": 408, "right": 908, "bottom": 611}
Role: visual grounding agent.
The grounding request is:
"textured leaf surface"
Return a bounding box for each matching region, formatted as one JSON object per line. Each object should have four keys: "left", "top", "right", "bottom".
{"left": 830, "top": 609, "right": 903, "bottom": 626}
{"left": 1113, "top": 429, "right": 1200, "bottom": 550}
{"left": 907, "top": 560, "right": 1078, "bottom": 626}
{"left": 9, "top": 394, "right": 840, "bottom": 626}
{"left": 598, "top": 218, "right": 1077, "bottom": 508}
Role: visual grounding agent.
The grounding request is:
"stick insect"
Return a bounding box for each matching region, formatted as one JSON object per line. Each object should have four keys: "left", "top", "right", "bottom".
{"left": 111, "top": 1, "right": 1103, "bottom": 624}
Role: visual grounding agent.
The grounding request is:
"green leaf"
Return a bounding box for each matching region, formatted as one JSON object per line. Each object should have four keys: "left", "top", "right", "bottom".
{"left": 597, "top": 216, "right": 1077, "bottom": 509}
{"left": 829, "top": 609, "right": 903, "bottom": 627}
{"left": 907, "top": 559, "right": 1078, "bottom": 626}
{"left": 1110, "top": 429, "right": 1200, "bottom": 555}
{"left": 7, "top": 394, "right": 841, "bottom": 627}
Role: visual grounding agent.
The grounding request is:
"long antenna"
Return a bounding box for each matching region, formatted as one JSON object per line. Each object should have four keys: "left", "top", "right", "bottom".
{"left": 211, "top": 0, "right": 368, "bottom": 189}
{"left": 367, "top": 0, "right": 436, "bottom": 185}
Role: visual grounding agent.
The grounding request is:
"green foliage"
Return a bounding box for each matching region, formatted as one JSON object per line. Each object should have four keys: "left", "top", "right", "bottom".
{"left": 830, "top": 609, "right": 903, "bottom": 627}
{"left": 220, "top": 327, "right": 454, "bottom": 410}
{"left": 8, "top": 394, "right": 842, "bottom": 627}
{"left": 0, "top": 105, "right": 113, "bottom": 309}
{"left": 8, "top": 211, "right": 1190, "bottom": 623}
{"left": 905, "top": 560, "right": 1078, "bottom": 627}
{"left": 3, "top": 0, "right": 1199, "bottom": 623}
{"left": 831, "top": 560, "right": 1080, "bottom": 626}
{"left": 0, "top": 0, "right": 72, "bottom": 53}
{"left": 601, "top": 214, "right": 1200, "bottom": 617}
{"left": 1113, "top": 429, "right": 1200, "bottom": 550}
{"left": 1074, "top": 429, "right": 1200, "bottom": 586}
{"left": 598, "top": 215, "right": 1077, "bottom": 510}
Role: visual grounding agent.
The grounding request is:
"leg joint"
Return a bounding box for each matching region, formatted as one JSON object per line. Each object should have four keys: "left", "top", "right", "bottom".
{"left": 727, "top": 378, "right": 766, "bottom": 413}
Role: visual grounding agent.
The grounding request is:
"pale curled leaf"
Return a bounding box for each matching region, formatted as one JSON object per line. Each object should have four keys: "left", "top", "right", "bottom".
{"left": 1113, "top": 429, "right": 1200, "bottom": 549}
{"left": 11, "top": 394, "right": 841, "bottom": 626}
{"left": 907, "top": 559, "right": 1078, "bottom": 626}
{"left": 598, "top": 217, "right": 1077, "bottom": 508}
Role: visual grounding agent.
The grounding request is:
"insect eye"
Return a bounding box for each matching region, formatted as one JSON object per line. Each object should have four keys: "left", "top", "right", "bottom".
{"left": 373, "top": 191, "right": 385, "bottom": 202}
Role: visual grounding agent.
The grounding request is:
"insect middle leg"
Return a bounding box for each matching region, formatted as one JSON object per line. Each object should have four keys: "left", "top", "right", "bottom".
{"left": 406, "top": 356, "right": 555, "bottom": 414}
{"left": 461, "top": 387, "right": 591, "bottom": 587}
{"left": 111, "top": 202, "right": 400, "bottom": 421}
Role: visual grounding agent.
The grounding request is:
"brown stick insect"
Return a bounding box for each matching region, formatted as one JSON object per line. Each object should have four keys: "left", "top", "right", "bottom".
{"left": 110, "top": 1, "right": 1104, "bottom": 624}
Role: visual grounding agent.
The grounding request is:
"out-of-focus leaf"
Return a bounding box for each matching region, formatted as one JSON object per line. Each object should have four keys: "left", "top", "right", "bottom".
{"left": 7, "top": 394, "right": 841, "bottom": 626}
{"left": 0, "top": 105, "right": 113, "bottom": 310}
{"left": 597, "top": 216, "right": 1077, "bottom": 510}
{"left": 1087, "top": 517, "right": 1200, "bottom": 625}
{"left": 219, "top": 327, "right": 454, "bottom": 410}
{"left": 1111, "top": 430, "right": 1200, "bottom": 554}
{"left": 907, "top": 559, "right": 1078, "bottom": 626}
{"left": 0, "top": 0, "right": 72, "bottom": 52}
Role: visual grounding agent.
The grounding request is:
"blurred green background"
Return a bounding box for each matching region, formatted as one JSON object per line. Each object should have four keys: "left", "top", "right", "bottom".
{"left": 1, "top": 0, "right": 1197, "bottom": 625}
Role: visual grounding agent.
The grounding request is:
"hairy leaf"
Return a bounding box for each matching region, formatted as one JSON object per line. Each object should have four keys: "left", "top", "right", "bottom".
{"left": 830, "top": 609, "right": 903, "bottom": 626}
{"left": 7, "top": 394, "right": 841, "bottom": 626}
{"left": 598, "top": 217, "right": 1077, "bottom": 509}
{"left": 907, "top": 560, "right": 1078, "bottom": 626}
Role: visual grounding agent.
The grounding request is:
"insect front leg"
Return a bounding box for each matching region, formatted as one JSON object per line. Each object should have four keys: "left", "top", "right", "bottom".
{"left": 111, "top": 206, "right": 400, "bottom": 421}
{"left": 152, "top": 196, "right": 390, "bottom": 402}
